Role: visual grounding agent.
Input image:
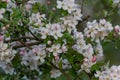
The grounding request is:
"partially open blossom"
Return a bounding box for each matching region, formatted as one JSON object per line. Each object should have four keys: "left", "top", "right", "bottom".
{"left": 115, "top": 25, "right": 120, "bottom": 32}
{"left": 51, "top": 69, "right": 62, "bottom": 78}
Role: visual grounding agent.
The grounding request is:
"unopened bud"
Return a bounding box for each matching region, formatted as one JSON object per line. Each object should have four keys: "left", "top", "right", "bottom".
{"left": 47, "top": 40, "right": 52, "bottom": 45}
{"left": 0, "top": 35, "right": 4, "bottom": 41}
{"left": 114, "top": 25, "right": 120, "bottom": 32}
{"left": 92, "top": 55, "right": 97, "bottom": 63}
{"left": 52, "top": 8, "right": 56, "bottom": 11}
{"left": 55, "top": 55, "right": 59, "bottom": 60}
{"left": 47, "top": 1, "right": 51, "bottom": 5}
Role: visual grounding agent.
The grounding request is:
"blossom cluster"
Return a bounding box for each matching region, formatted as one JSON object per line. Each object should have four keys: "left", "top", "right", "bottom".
{"left": 73, "top": 31, "right": 103, "bottom": 73}
{"left": 39, "top": 23, "right": 63, "bottom": 39}
{"left": 0, "top": 35, "right": 15, "bottom": 74}
{"left": 95, "top": 65, "right": 120, "bottom": 80}
{"left": 29, "top": 12, "right": 46, "bottom": 27}
{"left": 84, "top": 19, "right": 113, "bottom": 42}
{"left": 57, "top": 0, "right": 78, "bottom": 13}
{"left": 0, "top": 0, "right": 120, "bottom": 79}
{"left": 20, "top": 45, "right": 46, "bottom": 71}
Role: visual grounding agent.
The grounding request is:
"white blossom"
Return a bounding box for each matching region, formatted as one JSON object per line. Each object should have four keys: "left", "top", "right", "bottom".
{"left": 50, "top": 69, "right": 62, "bottom": 78}
{"left": 0, "top": 8, "right": 5, "bottom": 19}
{"left": 84, "top": 19, "right": 113, "bottom": 42}
{"left": 50, "top": 23, "right": 63, "bottom": 39}
{"left": 48, "top": 44, "right": 62, "bottom": 56}
{"left": 95, "top": 65, "right": 120, "bottom": 80}
{"left": 113, "top": 0, "right": 120, "bottom": 4}
{"left": 73, "top": 9, "right": 82, "bottom": 20}
{"left": 21, "top": 45, "right": 46, "bottom": 71}
{"left": 62, "top": 59, "right": 71, "bottom": 69}
{"left": 29, "top": 13, "right": 46, "bottom": 27}
{"left": 39, "top": 23, "right": 63, "bottom": 39}
{"left": 57, "top": 0, "right": 77, "bottom": 13}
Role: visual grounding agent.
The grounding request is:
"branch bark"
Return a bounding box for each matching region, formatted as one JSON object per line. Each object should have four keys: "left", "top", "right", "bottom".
{"left": 12, "top": 41, "right": 42, "bottom": 49}
{"left": 4, "top": 36, "right": 35, "bottom": 43}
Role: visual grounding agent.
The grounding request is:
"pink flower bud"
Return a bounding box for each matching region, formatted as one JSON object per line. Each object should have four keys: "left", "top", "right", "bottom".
{"left": 84, "top": 58, "right": 88, "bottom": 63}
{"left": 6, "top": 0, "right": 10, "bottom": 2}
{"left": 47, "top": 1, "right": 51, "bottom": 5}
{"left": 32, "top": 48, "right": 38, "bottom": 53}
{"left": 5, "top": 24, "right": 10, "bottom": 29}
{"left": 114, "top": 25, "right": 120, "bottom": 32}
{"left": 46, "top": 48, "right": 49, "bottom": 52}
{"left": 0, "top": 35, "right": 4, "bottom": 41}
{"left": 2, "top": 0, "right": 10, "bottom": 2}
{"left": 87, "top": 34, "right": 90, "bottom": 38}
{"left": 55, "top": 55, "right": 59, "bottom": 60}
{"left": 92, "top": 55, "right": 97, "bottom": 63}
{"left": 20, "top": 50, "right": 26, "bottom": 55}
{"left": 62, "top": 46, "right": 67, "bottom": 53}
{"left": 2, "top": 27, "right": 6, "bottom": 30}
{"left": 52, "top": 8, "right": 56, "bottom": 11}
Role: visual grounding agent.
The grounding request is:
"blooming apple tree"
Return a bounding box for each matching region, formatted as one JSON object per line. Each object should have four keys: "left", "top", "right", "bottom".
{"left": 0, "top": 0, "right": 120, "bottom": 80}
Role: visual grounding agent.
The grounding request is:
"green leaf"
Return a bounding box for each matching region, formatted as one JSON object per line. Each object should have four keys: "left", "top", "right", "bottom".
{"left": 0, "top": 2, "right": 7, "bottom": 8}
{"left": 40, "top": 63, "right": 52, "bottom": 74}
{"left": 59, "top": 60, "right": 63, "bottom": 69}
{"left": 11, "top": 53, "right": 21, "bottom": 68}
{"left": 79, "top": 72, "right": 90, "bottom": 80}
{"left": 69, "top": 68, "right": 77, "bottom": 77}
{"left": 91, "top": 62, "right": 104, "bottom": 72}
{"left": 65, "top": 52, "right": 74, "bottom": 64}
{"left": 62, "top": 33, "right": 74, "bottom": 45}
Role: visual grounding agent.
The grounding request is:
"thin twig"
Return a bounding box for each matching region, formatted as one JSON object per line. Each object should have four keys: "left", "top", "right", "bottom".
{"left": 81, "top": 0, "right": 84, "bottom": 14}
{"left": 12, "top": 41, "right": 42, "bottom": 49}
{"left": 50, "top": 62, "right": 71, "bottom": 80}
{"left": 5, "top": 36, "right": 35, "bottom": 43}
{"left": 27, "top": 28, "right": 41, "bottom": 41}
{"left": 18, "top": 40, "right": 32, "bottom": 49}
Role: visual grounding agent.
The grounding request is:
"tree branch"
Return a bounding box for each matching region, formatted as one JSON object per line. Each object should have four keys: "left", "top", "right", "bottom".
{"left": 4, "top": 36, "right": 35, "bottom": 43}
{"left": 12, "top": 41, "right": 42, "bottom": 49}
{"left": 50, "top": 62, "right": 71, "bottom": 80}
{"left": 27, "top": 28, "right": 42, "bottom": 41}
{"left": 18, "top": 40, "right": 32, "bottom": 49}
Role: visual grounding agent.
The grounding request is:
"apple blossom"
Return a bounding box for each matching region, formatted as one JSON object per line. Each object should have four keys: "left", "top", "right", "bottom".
{"left": 47, "top": 44, "right": 62, "bottom": 56}
{"left": 95, "top": 65, "right": 120, "bottom": 80}
{"left": 0, "top": 0, "right": 120, "bottom": 79}
{"left": 0, "top": 8, "right": 5, "bottom": 19}
{"left": 84, "top": 19, "right": 113, "bottom": 42}
{"left": 50, "top": 69, "right": 62, "bottom": 78}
